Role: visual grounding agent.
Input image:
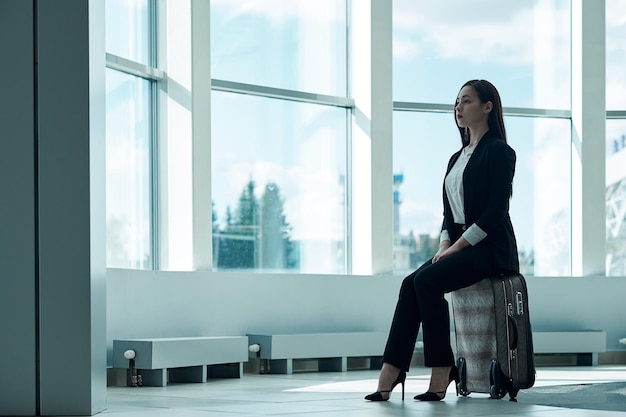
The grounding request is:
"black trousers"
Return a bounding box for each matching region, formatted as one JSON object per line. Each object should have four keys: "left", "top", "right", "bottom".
{"left": 382, "top": 245, "right": 499, "bottom": 370}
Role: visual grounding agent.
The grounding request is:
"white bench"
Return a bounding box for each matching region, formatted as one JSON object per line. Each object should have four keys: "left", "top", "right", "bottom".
{"left": 111, "top": 330, "right": 604, "bottom": 384}
{"left": 247, "top": 332, "right": 388, "bottom": 374}
{"left": 112, "top": 336, "right": 248, "bottom": 386}
{"left": 247, "top": 329, "right": 606, "bottom": 376}
{"left": 531, "top": 330, "right": 606, "bottom": 365}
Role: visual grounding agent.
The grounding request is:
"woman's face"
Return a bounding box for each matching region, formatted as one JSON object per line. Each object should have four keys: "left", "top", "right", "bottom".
{"left": 455, "top": 85, "right": 491, "bottom": 130}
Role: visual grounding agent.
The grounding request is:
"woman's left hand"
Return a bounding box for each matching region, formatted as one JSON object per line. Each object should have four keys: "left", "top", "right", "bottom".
{"left": 432, "top": 237, "right": 470, "bottom": 262}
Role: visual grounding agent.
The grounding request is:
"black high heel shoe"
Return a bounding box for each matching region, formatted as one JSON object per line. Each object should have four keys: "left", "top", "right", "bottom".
{"left": 364, "top": 370, "right": 407, "bottom": 401}
{"left": 414, "top": 365, "right": 459, "bottom": 401}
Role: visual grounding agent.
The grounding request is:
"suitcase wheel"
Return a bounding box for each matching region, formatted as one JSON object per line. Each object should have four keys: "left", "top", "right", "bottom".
{"left": 508, "top": 389, "right": 519, "bottom": 402}
{"left": 488, "top": 359, "right": 509, "bottom": 400}
{"left": 457, "top": 358, "right": 470, "bottom": 396}
{"left": 489, "top": 384, "right": 506, "bottom": 399}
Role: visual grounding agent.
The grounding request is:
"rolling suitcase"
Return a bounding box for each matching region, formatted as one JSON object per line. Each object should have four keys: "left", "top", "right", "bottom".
{"left": 451, "top": 273, "right": 535, "bottom": 401}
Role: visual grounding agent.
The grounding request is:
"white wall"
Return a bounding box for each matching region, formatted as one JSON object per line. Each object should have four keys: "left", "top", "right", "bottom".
{"left": 106, "top": 268, "right": 626, "bottom": 365}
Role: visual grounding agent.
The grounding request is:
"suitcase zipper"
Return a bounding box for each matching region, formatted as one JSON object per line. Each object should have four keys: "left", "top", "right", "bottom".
{"left": 508, "top": 279, "right": 519, "bottom": 389}
{"left": 501, "top": 281, "right": 512, "bottom": 373}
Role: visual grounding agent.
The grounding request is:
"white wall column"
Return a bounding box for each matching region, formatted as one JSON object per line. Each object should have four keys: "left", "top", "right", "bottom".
{"left": 191, "top": 0, "right": 213, "bottom": 270}
{"left": 571, "top": 0, "right": 606, "bottom": 276}
{"left": 159, "top": 0, "right": 212, "bottom": 271}
{"left": 350, "top": 0, "right": 393, "bottom": 274}
{"left": 162, "top": 0, "right": 193, "bottom": 270}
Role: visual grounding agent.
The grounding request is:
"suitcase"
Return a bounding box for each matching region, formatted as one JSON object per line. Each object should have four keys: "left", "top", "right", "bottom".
{"left": 451, "top": 273, "right": 535, "bottom": 401}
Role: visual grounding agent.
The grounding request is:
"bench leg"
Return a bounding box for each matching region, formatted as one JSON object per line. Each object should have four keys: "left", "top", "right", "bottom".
{"left": 577, "top": 353, "right": 598, "bottom": 366}
{"left": 208, "top": 363, "right": 243, "bottom": 378}
{"left": 169, "top": 366, "right": 207, "bottom": 383}
{"left": 319, "top": 357, "right": 346, "bottom": 372}
{"left": 135, "top": 369, "right": 167, "bottom": 387}
{"left": 370, "top": 356, "right": 383, "bottom": 370}
{"left": 268, "top": 359, "right": 293, "bottom": 374}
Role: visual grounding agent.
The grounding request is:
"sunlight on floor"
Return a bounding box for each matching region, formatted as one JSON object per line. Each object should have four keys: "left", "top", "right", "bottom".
{"left": 286, "top": 367, "right": 626, "bottom": 393}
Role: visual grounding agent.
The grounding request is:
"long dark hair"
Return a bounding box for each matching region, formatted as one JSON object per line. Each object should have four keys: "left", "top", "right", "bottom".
{"left": 456, "top": 79, "right": 507, "bottom": 146}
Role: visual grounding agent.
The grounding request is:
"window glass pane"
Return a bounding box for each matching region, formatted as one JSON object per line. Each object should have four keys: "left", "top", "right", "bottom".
{"left": 393, "top": 112, "right": 571, "bottom": 276}
{"left": 211, "top": 0, "right": 347, "bottom": 96}
{"left": 606, "top": 119, "right": 626, "bottom": 275}
{"left": 106, "top": 69, "right": 152, "bottom": 269}
{"left": 606, "top": 0, "right": 626, "bottom": 109}
{"left": 211, "top": 92, "right": 347, "bottom": 273}
{"left": 105, "top": 0, "right": 151, "bottom": 65}
{"left": 508, "top": 117, "right": 571, "bottom": 276}
{"left": 392, "top": 112, "right": 458, "bottom": 274}
{"left": 392, "top": 0, "right": 570, "bottom": 109}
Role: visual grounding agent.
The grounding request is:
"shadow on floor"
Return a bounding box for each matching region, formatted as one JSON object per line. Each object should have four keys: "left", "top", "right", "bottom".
{"left": 516, "top": 382, "right": 626, "bottom": 412}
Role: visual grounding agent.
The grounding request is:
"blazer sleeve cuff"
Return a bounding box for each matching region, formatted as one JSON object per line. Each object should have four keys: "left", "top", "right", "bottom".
{"left": 463, "top": 224, "right": 487, "bottom": 246}
{"left": 440, "top": 230, "right": 451, "bottom": 244}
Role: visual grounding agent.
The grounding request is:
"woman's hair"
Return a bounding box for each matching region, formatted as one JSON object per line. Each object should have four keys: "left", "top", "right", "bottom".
{"left": 456, "top": 79, "right": 507, "bottom": 146}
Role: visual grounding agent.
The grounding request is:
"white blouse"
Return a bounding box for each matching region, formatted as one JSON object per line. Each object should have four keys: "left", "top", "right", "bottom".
{"left": 440, "top": 145, "right": 487, "bottom": 246}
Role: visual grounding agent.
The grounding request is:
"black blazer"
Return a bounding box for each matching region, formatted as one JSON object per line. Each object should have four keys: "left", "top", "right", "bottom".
{"left": 442, "top": 131, "right": 520, "bottom": 272}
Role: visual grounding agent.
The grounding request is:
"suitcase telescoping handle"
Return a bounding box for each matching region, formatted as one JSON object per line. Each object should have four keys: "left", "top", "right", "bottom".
{"left": 510, "top": 317, "right": 518, "bottom": 350}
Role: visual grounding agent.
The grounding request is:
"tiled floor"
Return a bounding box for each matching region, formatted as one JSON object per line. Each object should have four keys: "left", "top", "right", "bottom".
{"left": 104, "top": 365, "right": 626, "bottom": 416}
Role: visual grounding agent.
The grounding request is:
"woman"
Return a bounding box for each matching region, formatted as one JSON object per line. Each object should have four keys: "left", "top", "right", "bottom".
{"left": 365, "top": 79, "right": 519, "bottom": 402}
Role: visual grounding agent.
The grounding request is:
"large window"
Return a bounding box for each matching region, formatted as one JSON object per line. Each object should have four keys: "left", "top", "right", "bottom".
{"left": 211, "top": 93, "right": 347, "bottom": 273}
{"left": 606, "top": 121, "right": 626, "bottom": 276}
{"left": 210, "top": 0, "right": 349, "bottom": 273}
{"left": 393, "top": 112, "right": 571, "bottom": 276}
{"left": 102, "top": 1, "right": 617, "bottom": 278}
{"left": 105, "top": 0, "right": 152, "bottom": 66}
{"left": 211, "top": 0, "right": 347, "bottom": 96}
{"left": 105, "top": 0, "right": 156, "bottom": 269}
{"left": 507, "top": 116, "right": 572, "bottom": 276}
{"left": 105, "top": 70, "right": 153, "bottom": 268}
{"left": 606, "top": 0, "right": 626, "bottom": 111}
{"left": 393, "top": 0, "right": 570, "bottom": 109}
{"left": 392, "top": 0, "right": 571, "bottom": 276}
{"left": 391, "top": 112, "right": 459, "bottom": 272}
{"left": 606, "top": 0, "right": 626, "bottom": 276}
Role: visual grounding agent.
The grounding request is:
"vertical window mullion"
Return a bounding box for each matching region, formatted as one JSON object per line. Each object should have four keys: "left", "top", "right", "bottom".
{"left": 345, "top": 0, "right": 353, "bottom": 275}
{"left": 149, "top": 0, "right": 159, "bottom": 270}
{"left": 149, "top": 80, "right": 159, "bottom": 270}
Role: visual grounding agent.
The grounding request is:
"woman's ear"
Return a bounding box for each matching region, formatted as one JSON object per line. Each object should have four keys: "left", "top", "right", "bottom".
{"left": 484, "top": 101, "right": 493, "bottom": 114}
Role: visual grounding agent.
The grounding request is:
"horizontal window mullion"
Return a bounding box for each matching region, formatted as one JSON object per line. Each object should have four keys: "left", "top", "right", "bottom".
{"left": 607, "top": 111, "right": 626, "bottom": 119}
{"left": 106, "top": 53, "right": 165, "bottom": 82}
{"left": 394, "top": 102, "right": 453, "bottom": 113}
{"left": 211, "top": 79, "right": 353, "bottom": 108}
{"left": 503, "top": 107, "right": 570, "bottom": 119}
{"left": 394, "top": 102, "right": 572, "bottom": 119}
